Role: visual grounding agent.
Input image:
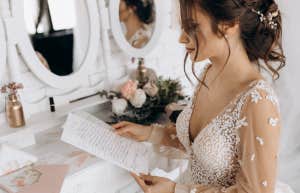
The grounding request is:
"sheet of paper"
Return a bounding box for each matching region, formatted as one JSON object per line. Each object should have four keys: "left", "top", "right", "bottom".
{"left": 61, "top": 111, "right": 150, "bottom": 174}
{"left": 116, "top": 181, "right": 143, "bottom": 193}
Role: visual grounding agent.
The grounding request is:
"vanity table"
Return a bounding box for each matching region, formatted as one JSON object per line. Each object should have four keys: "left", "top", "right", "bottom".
{"left": 21, "top": 102, "right": 138, "bottom": 193}
{"left": 0, "top": 0, "right": 170, "bottom": 192}
{"left": 1, "top": 100, "right": 141, "bottom": 193}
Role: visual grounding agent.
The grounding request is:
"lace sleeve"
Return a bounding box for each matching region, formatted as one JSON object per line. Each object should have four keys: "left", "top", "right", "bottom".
{"left": 174, "top": 88, "right": 281, "bottom": 193}
{"left": 148, "top": 123, "right": 185, "bottom": 150}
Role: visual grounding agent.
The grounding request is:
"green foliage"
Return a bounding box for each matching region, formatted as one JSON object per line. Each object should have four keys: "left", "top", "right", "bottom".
{"left": 156, "top": 76, "right": 185, "bottom": 106}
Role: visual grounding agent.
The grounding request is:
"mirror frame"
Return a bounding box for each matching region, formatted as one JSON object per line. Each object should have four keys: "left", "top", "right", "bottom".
{"left": 109, "top": 0, "right": 168, "bottom": 57}
{"left": 0, "top": 17, "right": 6, "bottom": 79}
{"left": 0, "top": 17, "right": 7, "bottom": 113}
{"left": 11, "top": 0, "right": 101, "bottom": 90}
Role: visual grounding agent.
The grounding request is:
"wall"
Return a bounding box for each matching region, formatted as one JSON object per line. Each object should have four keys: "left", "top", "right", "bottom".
{"left": 275, "top": 1, "right": 300, "bottom": 191}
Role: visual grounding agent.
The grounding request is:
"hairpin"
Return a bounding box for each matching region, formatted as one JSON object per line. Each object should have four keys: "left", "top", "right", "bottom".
{"left": 251, "top": 8, "right": 279, "bottom": 30}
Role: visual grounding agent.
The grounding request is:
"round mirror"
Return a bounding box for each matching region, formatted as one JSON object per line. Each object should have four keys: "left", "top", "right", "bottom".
{"left": 24, "top": 0, "right": 90, "bottom": 76}
{"left": 119, "top": 0, "right": 155, "bottom": 49}
{"left": 110, "top": 0, "right": 168, "bottom": 57}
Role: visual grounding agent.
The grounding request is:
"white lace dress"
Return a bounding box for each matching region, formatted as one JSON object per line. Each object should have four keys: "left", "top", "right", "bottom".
{"left": 128, "top": 24, "right": 152, "bottom": 48}
{"left": 149, "top": 69, "right": 295, "bottom": 193}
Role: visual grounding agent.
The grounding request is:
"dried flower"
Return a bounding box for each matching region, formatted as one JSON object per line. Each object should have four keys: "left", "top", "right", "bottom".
{"left": 130, "top": 89, "right": 146, "bottom": 108}
{"left": 1, "top": 82, "right": 23, "bottom": 94}
{"left": 120, "top": 80, "right": 138, "bottom": 100}
{"left": 1, "top": 86, "right": 7, "bottom": 93}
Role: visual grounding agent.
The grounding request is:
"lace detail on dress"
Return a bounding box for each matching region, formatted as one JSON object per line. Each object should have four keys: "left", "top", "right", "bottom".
{"left": 176, "top": 79, "right": 279, "bottom": 188}
{"left": 128, "top": 24, "right": 153, "bottom": 48}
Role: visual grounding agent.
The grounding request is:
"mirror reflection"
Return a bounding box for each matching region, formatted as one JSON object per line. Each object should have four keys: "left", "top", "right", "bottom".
{"left": 119, "top": 0, "right": 155, "bottom": 49}
{"left": 24, "top": 0, "right": 90, "bottom": 76}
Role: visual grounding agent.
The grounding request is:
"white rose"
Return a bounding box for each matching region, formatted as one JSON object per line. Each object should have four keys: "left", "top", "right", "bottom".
{"left": 130, "top": 89, "right": 146, "bottom": 108}
{"left": 112, "top": 98, "right": 128, "bottom": 115}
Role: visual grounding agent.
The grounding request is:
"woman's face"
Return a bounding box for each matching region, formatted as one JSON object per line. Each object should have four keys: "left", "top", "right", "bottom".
{"left": 179, "top": 8, "right": 228, "bottom": 62}
{"left": 119, "top": 0, "right": 132, "bottom": 22}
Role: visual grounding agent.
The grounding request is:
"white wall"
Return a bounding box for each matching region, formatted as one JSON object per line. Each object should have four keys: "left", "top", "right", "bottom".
{"left": 275, "top": 1, "right": 300, "bottom": 191}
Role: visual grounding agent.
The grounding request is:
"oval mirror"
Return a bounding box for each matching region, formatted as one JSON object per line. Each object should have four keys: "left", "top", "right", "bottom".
{"left": 12, "top": 0, "right": 100, "bottom": 89}
{"left": 119, "top": 0, "right": 155, "bottom": 49}
{"left": 110, "top": 0, "right": 168, "bottom": 57}
{"left": 24, "top": 0, "right": 89, "bottom": 76}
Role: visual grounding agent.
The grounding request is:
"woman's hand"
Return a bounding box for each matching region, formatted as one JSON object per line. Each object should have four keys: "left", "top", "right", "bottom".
{"left": 131, "top": 173, "right": 175, "bottom": 193}
{"left": 131, "top": 173, "right": 176, "bottom": 193}
{"left": 112, "top": 121, "right": 153, "bottom": 142}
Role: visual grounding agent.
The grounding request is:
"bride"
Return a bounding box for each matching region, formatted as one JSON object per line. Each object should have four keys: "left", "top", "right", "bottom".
{"left": 113, "top": 0, "right": 295, "bottom": 192}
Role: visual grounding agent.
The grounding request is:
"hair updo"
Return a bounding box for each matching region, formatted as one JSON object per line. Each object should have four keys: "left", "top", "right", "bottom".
{"left": 124, "top": 0, "right": 155, "bottom": 25}
{"left": 180, "top": 0, "right": 286, "bottom": 80}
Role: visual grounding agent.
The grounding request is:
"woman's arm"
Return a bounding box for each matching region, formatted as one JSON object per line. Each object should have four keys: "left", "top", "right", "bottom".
{"left": 113, "top": 121, "right": 185, "bottom": 150}
{"left": 148, "top": 123, "right": 185, "bottom": 150}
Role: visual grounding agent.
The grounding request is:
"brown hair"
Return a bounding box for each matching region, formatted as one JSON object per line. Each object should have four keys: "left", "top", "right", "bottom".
{"left": 124, "top": 0, "right": 155, "bottom": 25}
{"left": 180, "top": 0, "right": 286, "bottom": 85}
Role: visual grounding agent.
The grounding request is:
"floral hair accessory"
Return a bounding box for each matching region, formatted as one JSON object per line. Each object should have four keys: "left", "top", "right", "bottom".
{"left": 251, "top": 8, "right": 279, "bottom": 30}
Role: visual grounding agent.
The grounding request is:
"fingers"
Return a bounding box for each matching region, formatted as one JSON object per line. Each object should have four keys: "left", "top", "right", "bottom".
{"left": 117, "top": 131, "right": 135, "bottom": 139}
{"left": 130, "top": 172, "right": 149, "bottom": 192}
{"left": 112, "top": 121, "right": 130, "bottom": 129}
{"left": 140, "top": 174, "right": 157, "bottom": 183}
{"left": 115, "top": 126, "right": 134, "bottom": 138}
{"left": 113, "top": 123, "right": 139, "bottom": 140}
{"left": 114, "top": 126, "right": 131, "bottom": 135}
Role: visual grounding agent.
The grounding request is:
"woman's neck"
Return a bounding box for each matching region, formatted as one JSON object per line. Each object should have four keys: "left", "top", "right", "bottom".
{"left": 208, "top": 42, "right": 263, "bottom": 89}
{"left": 124, "top": 14, "right": 143, "bottom": 40}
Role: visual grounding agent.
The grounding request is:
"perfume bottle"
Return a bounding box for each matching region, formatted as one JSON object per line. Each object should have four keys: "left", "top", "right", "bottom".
{"left": 1, "top": 83, "right": 25, "bottom": 128}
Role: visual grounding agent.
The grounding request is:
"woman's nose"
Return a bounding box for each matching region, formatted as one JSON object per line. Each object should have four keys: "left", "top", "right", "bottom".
{"left": 179, "top": 30, "right": 190, "bottom": 44}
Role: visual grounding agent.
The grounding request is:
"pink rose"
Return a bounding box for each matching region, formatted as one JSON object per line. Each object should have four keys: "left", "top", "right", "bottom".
{"left": 120, "top": 80, "right": 138, "bottom": 100}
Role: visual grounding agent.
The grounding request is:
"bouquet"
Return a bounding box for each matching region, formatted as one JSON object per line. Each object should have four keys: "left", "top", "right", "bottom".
{"left": 99, "top": 77, "right": 186, "bottom": 124}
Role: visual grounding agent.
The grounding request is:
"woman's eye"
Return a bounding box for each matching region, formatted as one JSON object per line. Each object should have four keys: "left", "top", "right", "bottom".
{"left": 181, "top": 19, "right": 200, "bottom": 32}
{"left": 188, "top": 23, "right": 199, "bottom": 31}
{"left": 191, "top": 22, "right": 200, "bottom": 30}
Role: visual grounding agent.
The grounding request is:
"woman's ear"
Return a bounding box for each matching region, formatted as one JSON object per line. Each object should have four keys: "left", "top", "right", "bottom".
{"left": 130, "top": 5, "right": 137, "bottom": 11}
{"left": 219, "top": 22, "right": 240, "bottom": 37}
{"left": 226, "top": 23, "right": 240, "bottom": 36}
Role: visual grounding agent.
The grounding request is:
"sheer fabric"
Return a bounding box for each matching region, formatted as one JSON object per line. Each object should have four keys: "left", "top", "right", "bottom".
{"left": 148, "top": 69, "right": 294, "bottom": 193}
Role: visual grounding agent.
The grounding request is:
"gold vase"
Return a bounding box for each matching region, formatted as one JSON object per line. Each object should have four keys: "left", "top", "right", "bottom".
{"left": 134, "top": 58, "right": 158, "bottom": 87}
{"left": 5, "top": 93, "right": 25, "bottom": 128}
